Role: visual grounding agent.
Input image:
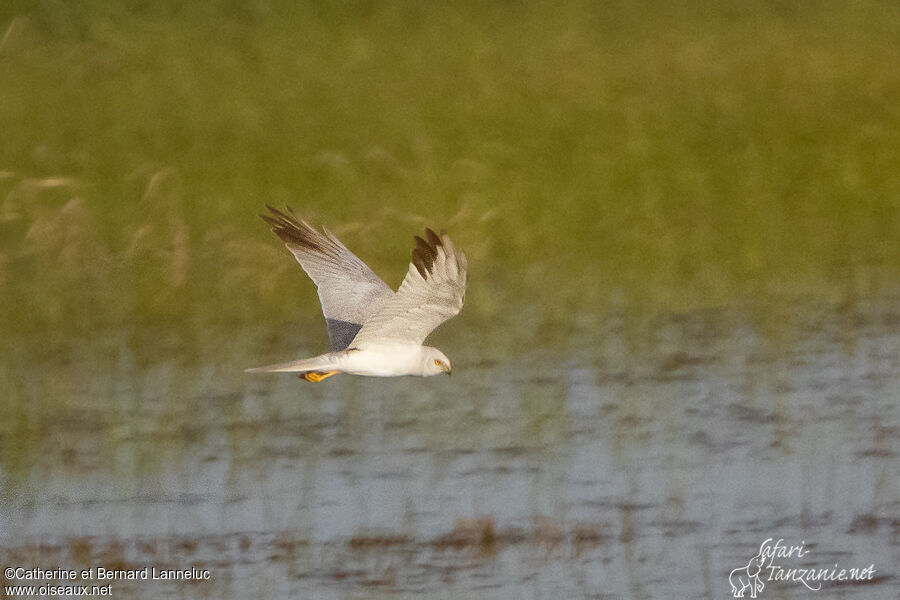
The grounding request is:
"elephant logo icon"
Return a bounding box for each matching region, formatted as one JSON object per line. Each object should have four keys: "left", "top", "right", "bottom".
{"left": 730, "top": 552, "right": 766, "bottom": 598}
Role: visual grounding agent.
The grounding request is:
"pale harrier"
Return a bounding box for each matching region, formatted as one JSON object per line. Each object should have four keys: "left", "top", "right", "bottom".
{"left": 246, "top": 206, "right": 467, "bottom": 381}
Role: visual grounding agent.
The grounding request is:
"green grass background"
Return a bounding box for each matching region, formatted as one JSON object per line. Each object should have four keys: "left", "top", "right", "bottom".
{"left": 2, "top": 0, "right": 899, "bottom": 346}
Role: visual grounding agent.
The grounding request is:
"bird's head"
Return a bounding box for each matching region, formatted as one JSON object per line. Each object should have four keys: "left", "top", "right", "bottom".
{"left": 422, "top": 347, "right": 452, "bottom": 376}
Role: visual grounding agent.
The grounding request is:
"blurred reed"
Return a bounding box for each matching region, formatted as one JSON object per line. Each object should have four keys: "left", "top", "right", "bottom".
{"left": 0, "top": 1, "right": 898, "bottom": 350}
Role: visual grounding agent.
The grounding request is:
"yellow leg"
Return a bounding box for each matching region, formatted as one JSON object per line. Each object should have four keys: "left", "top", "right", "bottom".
{"left": 300, "top": 371, "right": 339, "bottom": 383}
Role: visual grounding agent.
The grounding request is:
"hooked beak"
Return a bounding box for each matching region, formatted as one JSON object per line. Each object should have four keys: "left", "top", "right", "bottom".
{"left": 442, "top": 365, "right": 452, "bottom": 376}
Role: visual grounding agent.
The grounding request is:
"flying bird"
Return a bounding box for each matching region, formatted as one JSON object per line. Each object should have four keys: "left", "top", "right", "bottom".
{"left": 246, "top": 206, "right": 467, "bottom": 381}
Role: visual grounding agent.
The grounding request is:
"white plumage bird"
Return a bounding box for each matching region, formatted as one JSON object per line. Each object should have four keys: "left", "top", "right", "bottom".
{"left": 245, "top": 206, "right": 468, "bottom": 382}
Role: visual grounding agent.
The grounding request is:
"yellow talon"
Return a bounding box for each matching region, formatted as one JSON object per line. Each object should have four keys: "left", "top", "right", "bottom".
{"left": 300, "top": 371, "right": 339, "bottom": 383}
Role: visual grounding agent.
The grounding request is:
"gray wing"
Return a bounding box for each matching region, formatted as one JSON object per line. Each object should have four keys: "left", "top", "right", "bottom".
{"left": 350, "top": 228, "right": 467, "bottom": 347}
{"left": 262, "top": 205, "right": 394, "bottom": 350}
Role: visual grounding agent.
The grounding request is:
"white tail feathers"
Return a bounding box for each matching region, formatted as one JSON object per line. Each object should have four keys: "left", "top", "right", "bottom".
{"left": 245, "top": 353, "right": 340, "bottom": 374}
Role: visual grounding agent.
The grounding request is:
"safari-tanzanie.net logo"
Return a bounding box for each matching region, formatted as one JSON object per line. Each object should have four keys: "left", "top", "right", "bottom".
{"left": 728, "top": 538, "right": 877, "bottom": 598}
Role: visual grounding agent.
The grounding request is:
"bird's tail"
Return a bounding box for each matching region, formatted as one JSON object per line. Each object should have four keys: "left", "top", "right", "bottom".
{"left": 244, "top": 352, "right": 341, "bottom": 374}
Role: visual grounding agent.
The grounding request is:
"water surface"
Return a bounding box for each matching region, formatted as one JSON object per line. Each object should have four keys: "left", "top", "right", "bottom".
{"left": 2, "top": 304, "right": 897, "bottom": 598}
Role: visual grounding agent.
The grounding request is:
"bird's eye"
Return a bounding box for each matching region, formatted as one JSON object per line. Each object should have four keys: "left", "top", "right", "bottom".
{"left": 434, "top": 359, "right": 441, "bottom": 366}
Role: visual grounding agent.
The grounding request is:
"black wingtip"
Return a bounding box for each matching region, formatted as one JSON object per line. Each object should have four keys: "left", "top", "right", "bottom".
{"left": 425, "top": 228, "right": 442, "bottom": 248}
{"left": 260, "top": 204, "right": 284, "bottom": 225}
{"left": 260, "top": 205, "right": 332, "bottom": 255}
{"left": 411, "top": 227, "right": 446, "bottom": 279}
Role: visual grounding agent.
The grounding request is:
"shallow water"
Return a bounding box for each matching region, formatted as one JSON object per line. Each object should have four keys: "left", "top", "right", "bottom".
{"left": 1, "top": 305, "right": 898, "bottom": 599}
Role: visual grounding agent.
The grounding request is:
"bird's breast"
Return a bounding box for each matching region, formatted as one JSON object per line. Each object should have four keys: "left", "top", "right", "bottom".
{"left": 340, "top": 344, "right": 424, "bottom": 377}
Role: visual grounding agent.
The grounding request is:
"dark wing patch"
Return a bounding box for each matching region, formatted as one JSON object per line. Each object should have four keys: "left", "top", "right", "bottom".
{"left": 412, "top": 227, "right": 442, "bottom": 278}
{"left": 325, "top": 318, "right": 363, "bottom": 351}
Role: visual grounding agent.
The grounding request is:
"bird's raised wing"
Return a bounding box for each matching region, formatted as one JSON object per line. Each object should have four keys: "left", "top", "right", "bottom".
{"left": 350, "top": 228, "right": 467, "bottom": 347}
{"left": 262, "top": 205, "right": 394, "bottom": 350}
